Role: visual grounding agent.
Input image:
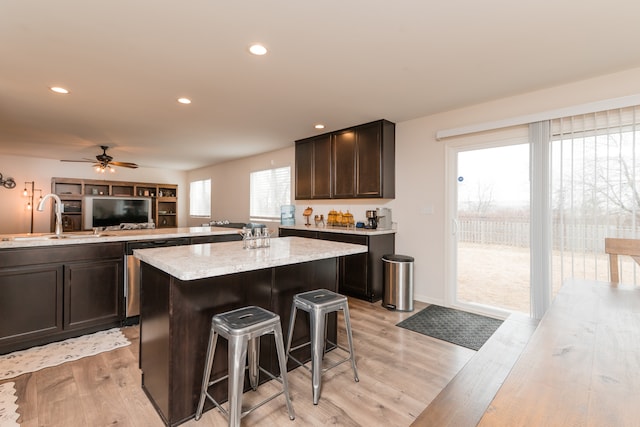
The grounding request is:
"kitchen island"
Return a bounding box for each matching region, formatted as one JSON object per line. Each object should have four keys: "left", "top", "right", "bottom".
{"left": 134, "top": 236, "right": 367, "bottom": 426}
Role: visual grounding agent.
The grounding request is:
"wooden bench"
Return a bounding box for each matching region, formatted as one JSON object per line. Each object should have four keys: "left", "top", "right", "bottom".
{"left": 411, "top": 312, "right": 538, "bottom": 426}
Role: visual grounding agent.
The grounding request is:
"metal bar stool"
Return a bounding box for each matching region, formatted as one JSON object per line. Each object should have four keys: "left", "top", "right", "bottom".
{"left": 195, "top": 306, "right": 295, "bottom": 426}
{"left": 285, "top": 289, "right": 359, "bottom": 405}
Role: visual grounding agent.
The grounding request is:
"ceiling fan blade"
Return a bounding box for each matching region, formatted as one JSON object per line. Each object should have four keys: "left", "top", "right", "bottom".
{"left": 60, "top": 159, "right": 94, "bottom": 163}
{"left": 109, "top": 161, "right": 139, "bottom": 168}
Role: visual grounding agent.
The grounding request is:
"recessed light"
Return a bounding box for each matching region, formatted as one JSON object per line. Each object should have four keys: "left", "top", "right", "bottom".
{"left": 314, "top": 124, "right": 325, "bottom": 129}
{"left": 177, "top": 97, "right": 192, "bottom": 104}
{"left": 249, "top": 44, "right": 268, "bottom": 56}
{"left": 50, "top": 86, "right": 69, "bottom": 94}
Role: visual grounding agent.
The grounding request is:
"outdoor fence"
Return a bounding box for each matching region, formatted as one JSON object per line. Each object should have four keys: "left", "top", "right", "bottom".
{"left": 458, "top": 218, "right": 638, "bottom": 252}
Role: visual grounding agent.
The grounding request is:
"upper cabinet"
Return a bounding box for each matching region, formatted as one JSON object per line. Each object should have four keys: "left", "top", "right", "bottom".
{"left": 295, "top": 119, "right": 395, "bottom": 200}
{"left": 295, "top": 134, "right": 332, "bottom": 199}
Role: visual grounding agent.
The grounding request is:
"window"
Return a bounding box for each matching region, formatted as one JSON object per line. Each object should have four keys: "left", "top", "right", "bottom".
{"left": 551, "top": 107, "right": 640, "bottom": 286}
{"left": 190, "top": 179, "right": 211, "bottom": 217}
{"left": 250, "top": 166, "right": 291, "bottom": 219}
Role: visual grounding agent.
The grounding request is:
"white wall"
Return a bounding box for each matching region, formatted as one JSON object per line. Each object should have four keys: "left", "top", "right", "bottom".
{"left": 0, "top": 154, "right": 187, "bottom": 234}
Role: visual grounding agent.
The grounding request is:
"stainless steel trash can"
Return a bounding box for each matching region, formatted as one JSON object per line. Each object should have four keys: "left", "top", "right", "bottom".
{"left": 382, "top": 254, "right": 414, "bottom": 311}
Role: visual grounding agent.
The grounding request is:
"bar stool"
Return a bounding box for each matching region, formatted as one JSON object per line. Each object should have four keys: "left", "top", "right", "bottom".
{"left": 195, "top": 306, "right": 295, "bottom": 426}
{"left": 285, "top": 289, "right": 359, "bottom": 405}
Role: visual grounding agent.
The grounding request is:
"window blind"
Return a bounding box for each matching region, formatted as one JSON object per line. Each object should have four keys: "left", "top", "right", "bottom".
{"left": 551, "top": 106, "right": 639, "bottom": 285}
{"left": 250, "top": 166, "right": 291, "bottom": 219}
{"left": 190, "top": 179, "right": 211, "bottom": 217}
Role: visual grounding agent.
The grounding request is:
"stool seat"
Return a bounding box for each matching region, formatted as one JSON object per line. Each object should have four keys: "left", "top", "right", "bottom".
{"left": 286, "top": 289, "right": 359, "bottom": 405}
{"left": 195, "top": 306, "right": 295, "bottom": 426}
{"left": 214, "top": 306, "right": 277, "bottom": 336}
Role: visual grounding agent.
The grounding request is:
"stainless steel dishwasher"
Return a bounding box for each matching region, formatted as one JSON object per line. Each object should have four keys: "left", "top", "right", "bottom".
{"left": 125, "top": 238, "right": 190, "bottom": 319}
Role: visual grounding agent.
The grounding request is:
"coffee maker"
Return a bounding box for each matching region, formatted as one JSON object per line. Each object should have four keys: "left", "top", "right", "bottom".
{"left": 365, "top": 210, "right": 378, "bottom": 229}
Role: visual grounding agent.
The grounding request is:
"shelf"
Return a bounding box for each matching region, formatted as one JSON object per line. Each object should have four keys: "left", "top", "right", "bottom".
{"left": 52, "top": 178, "right": 178, "bottom": 232}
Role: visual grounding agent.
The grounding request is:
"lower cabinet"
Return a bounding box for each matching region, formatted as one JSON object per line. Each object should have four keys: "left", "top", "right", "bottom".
{"left": 65, "top": 258, "right": 124, "bottom": 330}
{"left": 279, "top": 228, "right": 395, "bottom": 301}
{"left": 0, "top": 243, "right": 125, "bottom": 354}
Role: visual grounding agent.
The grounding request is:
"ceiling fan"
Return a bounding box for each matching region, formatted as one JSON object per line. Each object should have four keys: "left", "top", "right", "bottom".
{"left": 61, "top": 146, "right": 138, "bottom": 173}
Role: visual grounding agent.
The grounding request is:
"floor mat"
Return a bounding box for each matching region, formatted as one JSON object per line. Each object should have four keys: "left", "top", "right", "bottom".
{"left": 0, "top": 328, "right": 130, "bottom": 381}
{"left": 396, "top": 305, "right": 503, "bottom": 351}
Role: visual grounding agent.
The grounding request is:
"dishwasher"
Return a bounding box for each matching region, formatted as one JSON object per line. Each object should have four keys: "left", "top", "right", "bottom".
{"left": 125, "top": 238, "right": 190, "bottom": 320}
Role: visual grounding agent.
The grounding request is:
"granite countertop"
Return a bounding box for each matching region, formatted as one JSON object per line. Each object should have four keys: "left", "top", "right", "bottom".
{"left": 0, "top": 226, "right": 241, "bottom": 249}
{"left": 279, "top": 224, "right": 396, "bottom": 236}
{"left": 134, "top": 236, "right": 368, "bottom": 281}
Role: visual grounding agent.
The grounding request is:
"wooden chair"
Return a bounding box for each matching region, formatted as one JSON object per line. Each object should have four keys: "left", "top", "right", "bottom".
{"left": 604, "top": 238, "right": 640, "bottom": 283}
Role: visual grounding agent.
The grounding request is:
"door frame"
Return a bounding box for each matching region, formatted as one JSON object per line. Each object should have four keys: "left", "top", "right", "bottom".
{"left": 444, "top": 127, "right": 529, "bottom": 318}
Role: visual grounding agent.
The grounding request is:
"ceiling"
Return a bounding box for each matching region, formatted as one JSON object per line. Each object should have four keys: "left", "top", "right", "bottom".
{"left": 2, "top": 1, "right": 640, "bottom": 171}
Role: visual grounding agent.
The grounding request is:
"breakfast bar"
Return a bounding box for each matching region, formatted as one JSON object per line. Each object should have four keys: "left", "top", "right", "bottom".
{"left": 134, "top": 236, "right": 367, "bottom": 426}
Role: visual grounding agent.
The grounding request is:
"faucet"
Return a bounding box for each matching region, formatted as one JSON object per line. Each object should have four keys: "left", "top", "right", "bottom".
{"left": 37, "top": 193, "right": 64, "bottom": 237}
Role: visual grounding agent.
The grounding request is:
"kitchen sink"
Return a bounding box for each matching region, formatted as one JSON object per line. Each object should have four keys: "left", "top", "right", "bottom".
{"left": 8, "top": 233, "right": 115, "bottom": 241}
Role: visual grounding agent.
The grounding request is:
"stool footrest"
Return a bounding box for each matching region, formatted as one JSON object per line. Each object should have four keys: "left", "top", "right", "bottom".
{"left": 202, "top": 366, "right": 290, "bottom": 420}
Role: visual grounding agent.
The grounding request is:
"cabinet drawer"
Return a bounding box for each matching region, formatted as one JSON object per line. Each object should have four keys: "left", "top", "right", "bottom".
{"left": 279, "top": 229, "right": 319, "bottom": 239}
{"left": 318, "top": 232, "right": 367, "bottom": 246}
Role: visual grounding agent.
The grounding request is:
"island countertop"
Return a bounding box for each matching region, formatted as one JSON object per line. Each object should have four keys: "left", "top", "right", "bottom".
{"left": 134, "top": 236, "right": 367, "bottom": 281}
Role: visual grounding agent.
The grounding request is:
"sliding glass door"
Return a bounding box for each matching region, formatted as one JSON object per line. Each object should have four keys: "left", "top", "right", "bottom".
{"left": 449, "top": 137, "right": 530, "bottom": 315}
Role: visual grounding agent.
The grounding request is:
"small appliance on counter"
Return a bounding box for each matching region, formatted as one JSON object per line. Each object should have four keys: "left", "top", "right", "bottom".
{"left": 376, "top": 208, "right": 392, "bottom": 230}
{"left": 365, "top": 210, "right": 378, "bottom": 229}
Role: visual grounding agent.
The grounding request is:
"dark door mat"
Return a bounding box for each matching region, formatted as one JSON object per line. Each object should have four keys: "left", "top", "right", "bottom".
{"left": 396, "top": 305, "right": 504, "bottom": 351}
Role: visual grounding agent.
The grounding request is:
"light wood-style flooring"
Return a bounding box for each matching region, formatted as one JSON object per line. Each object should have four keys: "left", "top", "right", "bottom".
{"left": 4, "top": 298, "right": 476, "bottom": 426}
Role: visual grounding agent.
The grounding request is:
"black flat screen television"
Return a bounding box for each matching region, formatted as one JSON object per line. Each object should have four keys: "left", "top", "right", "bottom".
{"left": 83, "top": 196, "right": 152, "bottom": 229}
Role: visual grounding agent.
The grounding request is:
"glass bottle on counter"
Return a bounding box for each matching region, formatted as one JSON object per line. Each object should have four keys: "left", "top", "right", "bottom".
{"left": 242, "top": 228, "right": 251, "bottom": 249}
{"left": 262, "top": 228, "right": 271, "bottom": 247}
{"left": 253, "top": 228, "right": 262, "bottom": 248}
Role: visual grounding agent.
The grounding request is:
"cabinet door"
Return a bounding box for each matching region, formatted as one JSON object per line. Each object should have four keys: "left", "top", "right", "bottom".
{"left": 64, "top": 258, "right": 124, "bottom": 330}
{"left": 318, "top": 232, "right": 369, "bottom": 298}
{"left": 332, "top": 129, "right": 357, "bottom": 198}
{"left": 0, "top": 264, "right": 64, "bottom": 348}
{"left": 312, "top": 135, "right": 332, "bottom": 198}
{"left": 356, "top": 122, "right": 382, "bottom": 197}
{"left": 295, "top": 140, "right": 313, "bottom": 199}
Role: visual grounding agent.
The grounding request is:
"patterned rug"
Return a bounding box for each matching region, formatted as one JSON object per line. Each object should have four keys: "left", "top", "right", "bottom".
{"left": 396, "top": 305, "right": 503, "bottom": 351}
{"left": 0, "top": 382, "right": 19, "bottom": 427}
{"left": 0, "top": 328, "right": 130, "bottom": 381}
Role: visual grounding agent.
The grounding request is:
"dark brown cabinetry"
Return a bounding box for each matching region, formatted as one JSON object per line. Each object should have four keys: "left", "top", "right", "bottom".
{"left": 64, "top": 258, "right": 123, "bottom": 330}
{"left": 295, "top": 119, "right": 395, "bottom": 200}
{"left": 189, "top": 234, "right": 242, "bottom": 244}
{"left": 295, "top": 134, "right": 332, "bottom": 199}
{"left": 0, "top": 243, "right": 125, "bottom": 354}
{"left": 278, "top": 228, "right": 395, "bottom": 301}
